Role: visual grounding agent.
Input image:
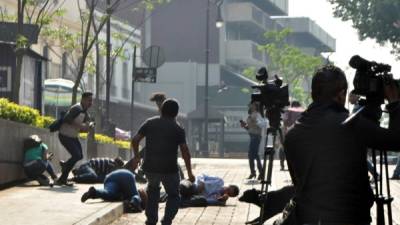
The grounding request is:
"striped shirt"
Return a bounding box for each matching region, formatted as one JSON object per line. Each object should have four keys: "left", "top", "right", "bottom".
{"left": 88, "top": 158, "right": 118, "bottom": 176}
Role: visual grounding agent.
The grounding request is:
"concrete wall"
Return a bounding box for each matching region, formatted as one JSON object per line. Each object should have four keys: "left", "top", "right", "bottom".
{"left": 0, "top": 119, "right": 132, "bottom": 187}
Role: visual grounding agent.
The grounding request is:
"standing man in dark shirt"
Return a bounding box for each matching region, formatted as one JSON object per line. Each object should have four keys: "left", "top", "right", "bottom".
{"left": 285, "top": 65, "right": 400, "bottom": 224}
{"left": 56, "top": 92, "right": 94, "bottom": 186}
{"left": 131, "top": 98, "right": 195, "bottom": 225}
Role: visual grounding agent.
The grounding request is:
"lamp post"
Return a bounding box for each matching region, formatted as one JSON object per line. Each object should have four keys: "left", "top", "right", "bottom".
{"left": 204, "top": 0, "right": 224, "bottom": 157}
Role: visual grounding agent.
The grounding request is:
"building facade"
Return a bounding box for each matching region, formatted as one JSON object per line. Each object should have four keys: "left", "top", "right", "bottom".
{"left": 140, "top": 0, "right": 336, "bottom": 155}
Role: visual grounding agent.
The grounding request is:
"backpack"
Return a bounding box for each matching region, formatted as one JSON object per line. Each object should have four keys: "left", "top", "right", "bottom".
{"left": 49, "top": 118, "right": 63, "bottom": 132}
{"left": 48, "top": 111, "right": 66, "bottom": 132}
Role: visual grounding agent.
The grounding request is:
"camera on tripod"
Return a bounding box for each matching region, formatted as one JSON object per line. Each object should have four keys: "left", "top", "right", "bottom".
{"left": 250, "top": 67, "right": 290, "bottom": 129}
{"left": 349, "top": 55, "right": 399, "bottom": 104}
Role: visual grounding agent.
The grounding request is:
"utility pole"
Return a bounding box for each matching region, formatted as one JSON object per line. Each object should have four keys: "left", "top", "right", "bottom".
{"left": 204, "top": 0, "right": 210, "bottom": 157}
{"left": 105, "top": 0, "right": 112, "bottom": 123}
{"left": 130, "top": 46, "right": 136, "bottom": 136}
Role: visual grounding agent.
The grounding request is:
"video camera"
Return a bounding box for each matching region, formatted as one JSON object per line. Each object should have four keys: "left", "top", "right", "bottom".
{"left": 250, "top": 67, "right": 289, "bottom": 129}
{"left": 349, "top": 55, "right": 398, "bottom": 104}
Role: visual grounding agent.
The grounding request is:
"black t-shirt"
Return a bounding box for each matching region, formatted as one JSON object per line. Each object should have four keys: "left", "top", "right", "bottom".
{"left": 285, "top": 101, "right": 400, "bottom": 224}
{"left": 138, "top": 116, "right": 186, "bottom": 174}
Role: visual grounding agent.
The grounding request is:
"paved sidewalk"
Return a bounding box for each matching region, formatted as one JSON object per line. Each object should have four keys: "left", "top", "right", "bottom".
{"left": 0, "top": 158, "right": 399, "bottom": 225}
{"left": 112, "top": 158, "right": 293, "bottom": 225}
{"left": 0, "top": 182, "right": 123, "bottom": 225}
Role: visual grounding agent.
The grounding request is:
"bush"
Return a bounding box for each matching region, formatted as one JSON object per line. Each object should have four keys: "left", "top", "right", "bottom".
{"left": 0, "top": 98, "right": 131, "bottom": 150}
{"left": 114, "top": 140, "right": 131, "bottom": 149}
{"left": 79, "top": 133, "right": 131, "bottom": 150}
{"left": 0, "top": 98, "right": 41, "bottom": 126}
{"left": 35, "top": 116, "right": 55, "bottom": 129}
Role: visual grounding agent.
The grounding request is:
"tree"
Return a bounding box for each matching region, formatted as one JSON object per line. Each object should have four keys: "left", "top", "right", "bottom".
{"left": 256, "top": 28, "right": 323, "bottom": 105}
{"left": 7, "top": 0, "right": 66, "bottom": 104}
{"left": 328, "top": 0, "right": 400, "bottom": 58}
{"left": 45, "top": 0, "right": 166, "bottom": 104}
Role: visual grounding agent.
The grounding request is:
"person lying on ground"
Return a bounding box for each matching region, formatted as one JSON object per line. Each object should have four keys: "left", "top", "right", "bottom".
{"left": 23, "top": 135, "right": 58, "bottom": 186}
{"left": 81, "top": 168, "right": 143, "bottom": 212}
{"left": 70, "top": 157, "right": 124, "bottom": 183}
{"left": 179, "top": 174, "right": 239, "bottom": 206}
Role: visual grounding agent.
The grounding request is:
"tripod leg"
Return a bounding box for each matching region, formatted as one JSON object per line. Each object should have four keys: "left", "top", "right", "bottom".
{"left": 259, "top": 129, "right": 277, "bottom": 225}
{"left": 260, "top": 130, "right": 270, "bottom": 193}
{"left": 384, "top": 151, "right": 393, "bottom": 225}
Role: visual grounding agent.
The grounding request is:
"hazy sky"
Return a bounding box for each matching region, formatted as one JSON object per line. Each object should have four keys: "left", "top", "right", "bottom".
{"left": 289, "top": 0, "right": 400, "bottom": 80}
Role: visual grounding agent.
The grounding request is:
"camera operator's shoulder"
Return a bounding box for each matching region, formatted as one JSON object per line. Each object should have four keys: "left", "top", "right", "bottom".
{"left": 322, "top": 111, "right": 349, "bottom": 127}
{"left": 148, "top": 116, "right": 160, "bottom": 121}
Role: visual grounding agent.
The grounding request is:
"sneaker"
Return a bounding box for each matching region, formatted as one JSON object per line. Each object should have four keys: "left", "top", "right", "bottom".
{"left": 81, "top": 187, "right": 96, "bottom": 203}
{"left": 247, "top": 174, "right": 256, "bottom": 179}
{"left": 37, "top": 175, "right": 50, "bottom": 186}
{"left": 257, "top": 173, "right": 265, "bottom": 181}
{"left": 54, "top": 179, "right": 74, "bottom": 187}
{"left": 123, "top": 200, "right": 143, "bottom": 213}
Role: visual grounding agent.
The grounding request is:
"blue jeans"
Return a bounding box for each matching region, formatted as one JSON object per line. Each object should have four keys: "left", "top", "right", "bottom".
{"left": 24, "top": 160, "right": 57, "bottom": 179}
{"left": 248, "top": 134, "right": 262, "bottom": 175}
{"left": 95, "top": 169, "right": 141, "bottom": 205}
{"left": 145, "top": 172, "right": 180, "bottom": 225}
{"left": 58, "top": 134, "right": 83, "bottom": 182}
{"left": 73, "top": 164, "right": 102, "bottom": 183}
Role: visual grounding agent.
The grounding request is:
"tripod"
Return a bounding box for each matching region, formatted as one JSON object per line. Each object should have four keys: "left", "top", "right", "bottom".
{"left": 371, "top": 148, "right": 394, "bottom": 225}
{"left": 258, "top": 126, "right": 284, "bottom": 225}
{"left": 353, "top": 102, "right": 393, "bottom": 225}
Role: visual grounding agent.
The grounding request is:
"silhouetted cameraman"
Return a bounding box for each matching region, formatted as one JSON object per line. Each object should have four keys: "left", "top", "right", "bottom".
{"left": 285, "top": 65, "right": 400, "bottom": 224}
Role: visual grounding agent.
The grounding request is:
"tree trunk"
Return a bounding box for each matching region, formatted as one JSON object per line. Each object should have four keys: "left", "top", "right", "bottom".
{"left": 13, "top": 52, "right": 23, "bottom": 103}
{"left": 12, "top": 0, "right": 25, "bottom": 104}
{"left": 95, "top": 42, "right": 102, "bottom": 130}
{"left": 71, "top": 54, "right": 87, "bottom": 105}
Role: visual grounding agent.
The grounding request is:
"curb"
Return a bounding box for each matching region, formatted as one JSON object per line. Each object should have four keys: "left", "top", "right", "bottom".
{"left": 74, "top": 202, "right": 123, "bottom": 225}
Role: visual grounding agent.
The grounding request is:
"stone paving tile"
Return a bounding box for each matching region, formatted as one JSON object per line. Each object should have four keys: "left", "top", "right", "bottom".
{"left": 111, "top": 159, "right": 400, "bottom": 225}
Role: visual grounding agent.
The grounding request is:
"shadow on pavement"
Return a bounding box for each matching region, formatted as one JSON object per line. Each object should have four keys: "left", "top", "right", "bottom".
{"left": 38, "top": 186, "right": 79, "bottom": 193}
{"left": 243, "top": 180, "right": 261, "bottom": 185}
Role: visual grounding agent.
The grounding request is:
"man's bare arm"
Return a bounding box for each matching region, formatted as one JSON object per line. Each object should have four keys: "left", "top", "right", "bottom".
{"left": 180, "top": 143, "right": 195, "bottom": 182}
{"left": 131, "top": 134, "right": 144, "bottom": 168}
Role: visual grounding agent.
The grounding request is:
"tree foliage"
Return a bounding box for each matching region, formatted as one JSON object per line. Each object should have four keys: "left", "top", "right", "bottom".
{"left": 256, "top": 28, "right": 323, "bottom": 105}
{"left": 43, "top": 0, "right": 167, "bottom": 104}
{"left": 328, "top": 0, "right": 400, "bottom": 58}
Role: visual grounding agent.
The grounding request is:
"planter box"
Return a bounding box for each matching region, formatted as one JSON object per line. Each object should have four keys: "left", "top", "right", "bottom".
{"left": 0, "top": 118, "right": 122, "bottom": 187}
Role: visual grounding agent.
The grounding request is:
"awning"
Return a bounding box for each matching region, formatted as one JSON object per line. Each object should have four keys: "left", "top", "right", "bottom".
{"left": 44, "top": 78, "right": 81, "bottom": 106}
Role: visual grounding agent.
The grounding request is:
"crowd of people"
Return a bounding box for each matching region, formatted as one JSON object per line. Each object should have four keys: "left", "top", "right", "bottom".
{"left": 22, "top": 91, "right": 240, "bottom": 225}
{"left": 21, "top": 62, "right": 400, "bottom": 225}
